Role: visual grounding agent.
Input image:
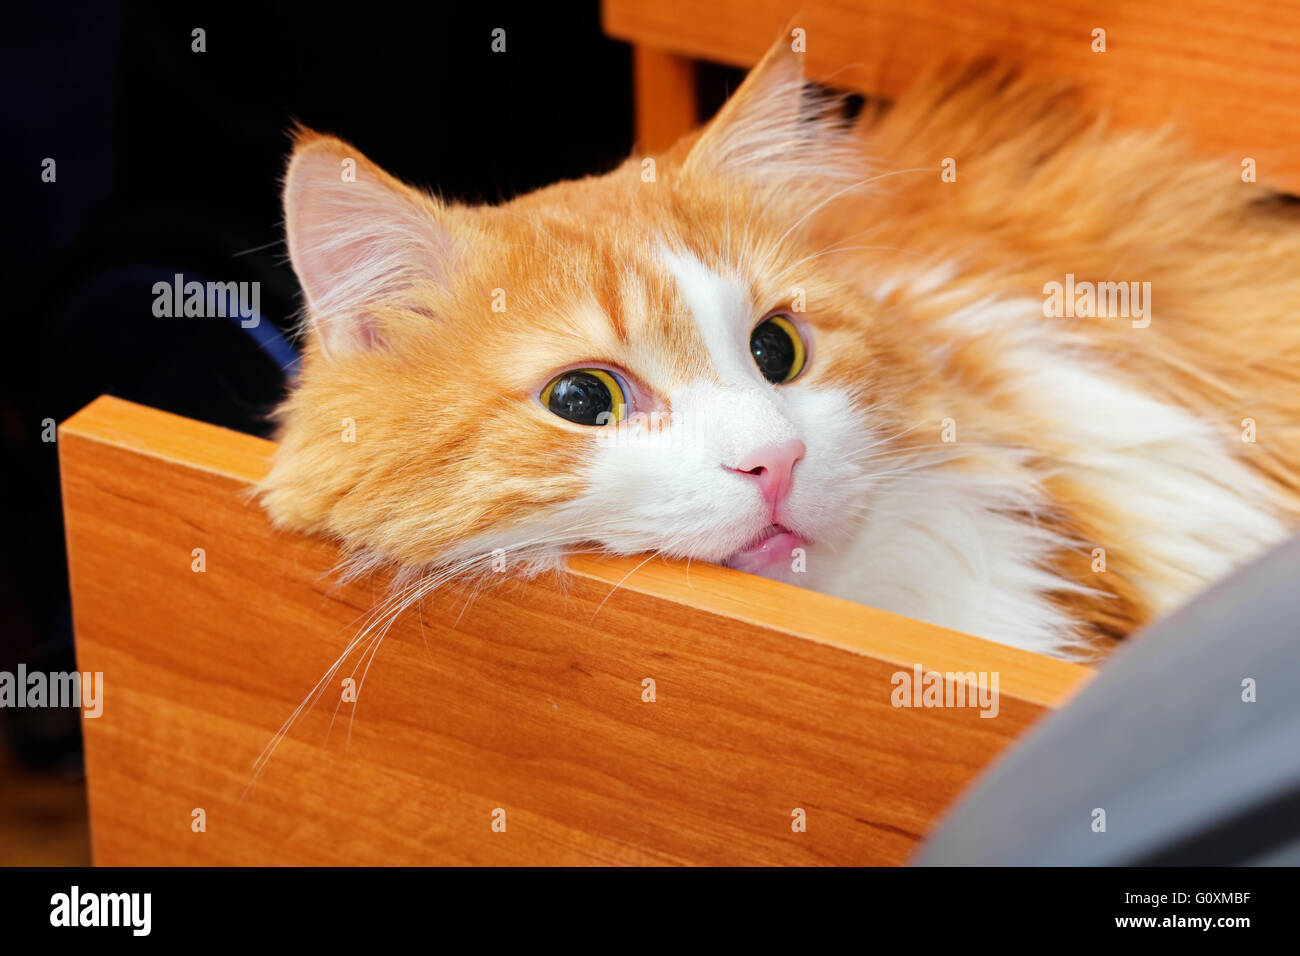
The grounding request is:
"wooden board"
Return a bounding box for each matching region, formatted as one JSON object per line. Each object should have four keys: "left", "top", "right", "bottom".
{"left": 604, "top": 0, "right": 1300, "bottom": 193}
{"left": 59, "top": 396, "right": 1088, "bottom": 865}
{"left": 634, "top": 45, "right": 698, "bottom": 154}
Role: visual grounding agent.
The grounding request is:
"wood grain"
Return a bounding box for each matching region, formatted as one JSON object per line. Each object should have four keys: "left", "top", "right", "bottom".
{"left": 60, "top": 396, "right": 1088, "bottom": 865}
{"left": 604, "top": 0, "right": 1300, "bottom": 193}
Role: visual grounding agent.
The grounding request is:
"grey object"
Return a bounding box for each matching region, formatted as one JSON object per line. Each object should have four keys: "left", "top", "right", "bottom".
{"left": 914, "top": 534, "right": 1300, "bottom": 865}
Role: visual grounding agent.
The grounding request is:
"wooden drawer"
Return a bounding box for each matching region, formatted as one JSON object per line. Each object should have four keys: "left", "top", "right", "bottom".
{"left": 59, "top": 396, "right": 1087, "bottom": 864}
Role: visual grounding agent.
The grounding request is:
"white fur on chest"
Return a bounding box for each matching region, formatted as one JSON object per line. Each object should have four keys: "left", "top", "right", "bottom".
{"left": 817, "top": 296, "right": 1286, "bottom": 656}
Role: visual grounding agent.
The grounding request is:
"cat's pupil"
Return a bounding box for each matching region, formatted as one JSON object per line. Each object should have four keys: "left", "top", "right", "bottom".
{"left": 751, "top": 319, "right": 796, "bottom": 383}
{"left": 547, "top": 371, "right": 613, "bottom": 425}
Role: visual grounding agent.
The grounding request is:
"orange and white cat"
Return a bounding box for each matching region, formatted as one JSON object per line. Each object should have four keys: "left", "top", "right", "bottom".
{"left": 260, "top": 43, "right": 1300, "bottom": 659}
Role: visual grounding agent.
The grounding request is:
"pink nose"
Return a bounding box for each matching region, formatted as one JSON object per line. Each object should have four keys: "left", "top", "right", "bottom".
{"left": 727, "top": 439, "right": 806, "bottom": 509}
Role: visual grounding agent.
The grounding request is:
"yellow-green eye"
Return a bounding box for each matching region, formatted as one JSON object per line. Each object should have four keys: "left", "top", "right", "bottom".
{"left": 541, "top": 368, "right": 627, "bottom": 426}
{"left": 750, "top": 314, "right": 806, "bottom": 383}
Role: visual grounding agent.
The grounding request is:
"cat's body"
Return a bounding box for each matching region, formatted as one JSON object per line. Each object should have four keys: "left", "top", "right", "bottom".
{"left": 261, "top": 46, "right": 1300, "bottom": 658}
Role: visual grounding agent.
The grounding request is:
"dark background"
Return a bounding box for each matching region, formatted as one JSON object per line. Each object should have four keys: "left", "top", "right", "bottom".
{"left": 0, "top": 2, "right": 742, "bottom": 852}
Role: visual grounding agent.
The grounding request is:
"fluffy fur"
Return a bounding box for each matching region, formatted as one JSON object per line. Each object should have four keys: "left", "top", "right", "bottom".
{"left": 260, "top": 44, "right": 1300, "bottom": 659}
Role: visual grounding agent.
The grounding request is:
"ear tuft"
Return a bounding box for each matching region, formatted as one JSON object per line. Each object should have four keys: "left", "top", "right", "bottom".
{"left": 283, "top": 131, "right": 453, "bottom": 357}
{"left": 684, "top": 40, "right": 863, "bottom": 185}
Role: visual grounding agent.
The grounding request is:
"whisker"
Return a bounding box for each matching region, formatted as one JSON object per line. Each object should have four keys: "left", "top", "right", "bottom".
{"left": 589, "top": 550, "right": 662, "bottom": 622}
{"left": 760, "top": 167, "right": 938, "bottom": 269}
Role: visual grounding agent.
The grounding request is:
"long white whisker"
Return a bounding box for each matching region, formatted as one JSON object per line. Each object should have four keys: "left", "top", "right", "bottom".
{"left": 760, "top": 167, "right": 937, "bottom": 270}
{"left": 589, "top": 550, "right": 662, "bottom": 622}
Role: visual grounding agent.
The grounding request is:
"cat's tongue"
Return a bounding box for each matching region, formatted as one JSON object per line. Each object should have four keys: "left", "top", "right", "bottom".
{"left": 725, "top": 525, "right": 805, "bottom": 576}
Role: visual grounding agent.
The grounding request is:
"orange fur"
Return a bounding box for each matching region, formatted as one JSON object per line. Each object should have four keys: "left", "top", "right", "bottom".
{"left": 261, "top": 44, "right": 1300, "bottom": 654}
{"left": 819, "top": 61, "right": 1300, "bottom": 640}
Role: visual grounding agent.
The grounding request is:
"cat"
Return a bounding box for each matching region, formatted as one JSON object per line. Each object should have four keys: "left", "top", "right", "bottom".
{"left": 259, "top": 42, "right": 1300, "bottom": 660}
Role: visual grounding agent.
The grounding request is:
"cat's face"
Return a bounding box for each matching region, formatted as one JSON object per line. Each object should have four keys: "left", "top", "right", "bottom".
{"left": 261, "top": 46, "right": 931, "bottom": 587}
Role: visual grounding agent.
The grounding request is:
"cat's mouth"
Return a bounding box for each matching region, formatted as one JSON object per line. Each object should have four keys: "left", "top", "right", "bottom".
{"left": 723, "top": 524, "right": 807, "bottom": 576}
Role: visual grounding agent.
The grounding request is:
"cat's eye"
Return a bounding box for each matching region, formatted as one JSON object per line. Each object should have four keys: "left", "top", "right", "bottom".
{"left": 750, "top": 314, "right": 807, "bottom": 384}
{"left": 541, "top": 368, "right": 628, "bottom": 426}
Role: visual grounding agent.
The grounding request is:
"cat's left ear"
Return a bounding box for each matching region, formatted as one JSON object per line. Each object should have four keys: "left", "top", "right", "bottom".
{"left": 283, "top": 130, "right": 455, "bottom": 357}
{"left": 683, "top": 38, "right": 853, "bottom": 183}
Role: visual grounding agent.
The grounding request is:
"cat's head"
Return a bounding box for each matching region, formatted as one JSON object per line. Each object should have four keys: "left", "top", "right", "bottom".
{"left": 260, "top": 43, "right": 931, "bottom": 586}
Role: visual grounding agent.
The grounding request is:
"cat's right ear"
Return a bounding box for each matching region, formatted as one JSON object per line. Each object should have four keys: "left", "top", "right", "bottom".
{"left": 282, "top": 130, "right": 454, "bottom": 357}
